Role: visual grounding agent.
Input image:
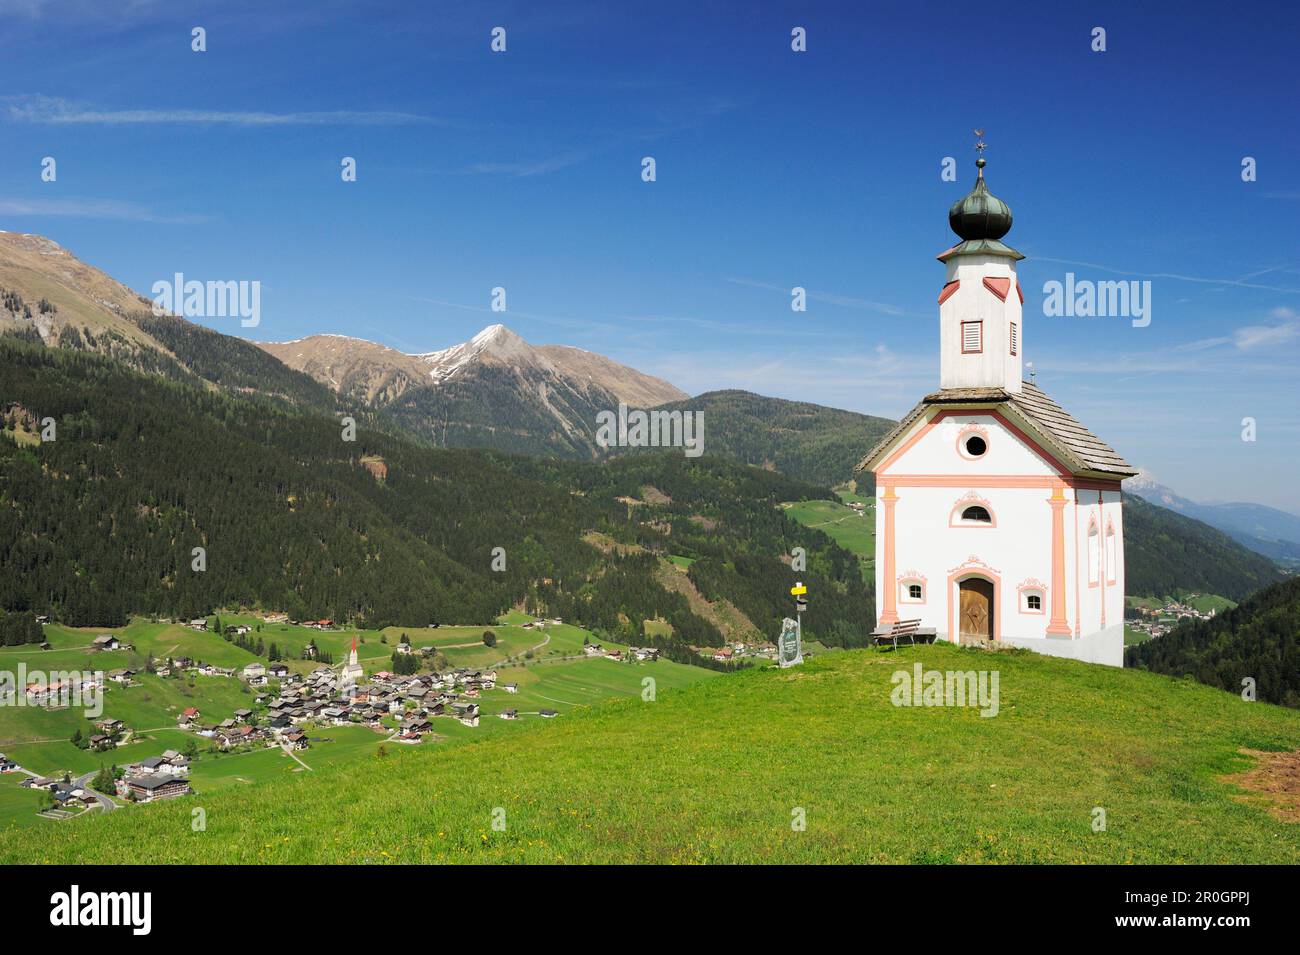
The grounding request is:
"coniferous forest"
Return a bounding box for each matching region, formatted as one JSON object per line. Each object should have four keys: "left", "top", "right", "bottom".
{"left": 0, "top": 336, "right": 873, "bottom": 652}
{"left": 1127, "top": 577, "right": 1300, "bottom": 707}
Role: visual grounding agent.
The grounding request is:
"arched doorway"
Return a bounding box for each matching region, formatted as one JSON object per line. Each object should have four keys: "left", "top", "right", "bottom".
{"left": 958, "top": 577, "right": 995, "bottom": 644}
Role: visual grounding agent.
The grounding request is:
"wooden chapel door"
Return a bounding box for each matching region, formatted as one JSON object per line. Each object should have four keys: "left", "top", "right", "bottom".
{"left": 958, "top": 578, "right": 994, "bottom": 644}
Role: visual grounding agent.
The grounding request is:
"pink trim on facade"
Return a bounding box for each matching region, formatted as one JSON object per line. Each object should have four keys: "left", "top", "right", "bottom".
{"left": 982, "top": 276, "right": 1011, "bottom": 301}
{"left": 956, "top": 423, "right": 990, "bottom": 460}
{"left": 1047, "top": 488, "right": 1072, "bottom": 636}
{"left": 1073, "top": 490, "right": 1082, "bottom": 637}
{"left": 898, "top": 571, "right": 928, "bottom": 605}
{"left": 1087, "top": 514, "right": 1101, "bottom": 589}
{"left": 879, "top": 485, "right": 900, "bottom": 626}
{"left": 949, "top": 491, "right": 997, "bottom": 528}
{"left": 1098, "top": 491, "right": 1107, "bottom": 626}
{"left": 876, "top": 409, "right": 1075, "bottom": 478}
{"left": 1016, "top": 578, "right": 1048, "bottom": 615}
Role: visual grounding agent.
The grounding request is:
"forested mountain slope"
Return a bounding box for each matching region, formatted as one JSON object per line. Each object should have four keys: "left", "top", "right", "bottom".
{"left": 0, "top": 336, "right": 871, "bottom": 650}
{"left": 1122, "top": 494, "right": 1285, "bottom": 600}
{"left": 624, "top": 389, "right": 897, "bottom": 488}
{"left": 1127, "top": 576, "right": 1300, "bottom": 707}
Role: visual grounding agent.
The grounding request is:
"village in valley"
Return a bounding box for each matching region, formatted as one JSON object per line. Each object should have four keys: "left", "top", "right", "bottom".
{"left": 0, "top": 610, "right": 719, "bottom": 826}
{"left": 1123, "top": 593, "right": 1233, "bottom": 645}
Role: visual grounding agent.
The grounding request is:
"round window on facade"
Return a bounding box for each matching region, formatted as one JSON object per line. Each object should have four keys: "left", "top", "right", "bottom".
{"left": 964, "top": 434, "right": 987, "bottom": 457}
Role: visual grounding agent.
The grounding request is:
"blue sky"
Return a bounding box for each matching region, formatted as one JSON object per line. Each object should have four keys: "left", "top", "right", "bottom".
{"left": 1, "top": 0, "right": 1297, "bottom": 511}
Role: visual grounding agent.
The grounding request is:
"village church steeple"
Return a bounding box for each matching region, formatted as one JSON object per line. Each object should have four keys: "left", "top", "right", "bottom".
{"left": 936, "top": 137, "right": 1025, "bottom": 394}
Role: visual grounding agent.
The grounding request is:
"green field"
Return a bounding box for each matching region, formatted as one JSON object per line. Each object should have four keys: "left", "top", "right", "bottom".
{"left": 782, "top": 498, "right": 875, "bottom": 580}
{"left": 1126, "top": 593, "right": 1237, "bottom": 615}
{"left": 1123, "top": 626, "right": 1150, "bottom": 647}
{"left": 832, "top": 481, "right": 874, "bottom": 508}
{"left": 0, "top": 776, "right": 50, "bottom": 829}
{"left": 6, "top": 643, "right": 1298, "bottom": 864}
{"left": 0, "top": 613, "right": 719, "bottom": 830}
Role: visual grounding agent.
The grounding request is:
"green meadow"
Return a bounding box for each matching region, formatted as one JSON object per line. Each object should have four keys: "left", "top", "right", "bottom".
{"left": 5, "top": 643, "right": 1298, "bottom": 864}
{"left": 1126, "top": 593, "right": 1236, "bottom": 615}
{"left": 782, "top": 498, "right": 875, "bottom": 579}
{"left": 0, "top": 613, "right": 718, "bottom": 830}
{"left": 832, "top": 481, "right": 875, "bottom": 508}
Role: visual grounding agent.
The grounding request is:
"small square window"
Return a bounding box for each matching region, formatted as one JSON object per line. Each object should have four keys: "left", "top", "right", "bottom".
{"left": 961, "top": 321, "right": 983, "bottom": 353}
{"left": 1027, "top": 594, "right": 1041, "bottom": 611}
{"left": 909, "top": 584, "right": 922, "bottom": 600}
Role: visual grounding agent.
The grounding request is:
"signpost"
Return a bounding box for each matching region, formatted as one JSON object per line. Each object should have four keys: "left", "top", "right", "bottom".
{"left": 780, "top": 582, "right": 806, "bottom": 668}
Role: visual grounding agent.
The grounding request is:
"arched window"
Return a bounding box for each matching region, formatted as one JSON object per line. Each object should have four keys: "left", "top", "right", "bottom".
{"left": 1105, "top": 521, "right": 1117, "bottom": 584}
{"left": 961, "top": 505, "right": 992, "bottom": 523}
{"left": 899, "top": 578, "right": 926, "bottom": 604}
{"left": 1017, "top": 581, "right": 1046, "bottom": 614}
{"left": 1087, "top": 520, "right": 1100, "bottom": 585}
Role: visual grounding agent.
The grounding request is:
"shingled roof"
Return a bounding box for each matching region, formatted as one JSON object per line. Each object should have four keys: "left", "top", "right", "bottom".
{"left": 856, "top": 381, "right": 1136, "bottom": 478}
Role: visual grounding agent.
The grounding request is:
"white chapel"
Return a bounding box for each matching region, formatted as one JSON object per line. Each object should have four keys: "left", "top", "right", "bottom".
{"left": 857, "top": 153, "right": 1137, "bottom": 666}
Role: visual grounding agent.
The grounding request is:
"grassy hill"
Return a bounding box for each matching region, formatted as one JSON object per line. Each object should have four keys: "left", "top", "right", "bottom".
{"left": 4, "top": 643, "right": 1298, "bottom": 863}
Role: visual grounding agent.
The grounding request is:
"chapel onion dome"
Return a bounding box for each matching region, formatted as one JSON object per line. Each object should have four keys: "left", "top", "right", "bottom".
{"left": 938, "top": 156, "right": 1023, "bottom": 262}
{"left": 948, "top": 158, "right": 1013, "bottom": 240}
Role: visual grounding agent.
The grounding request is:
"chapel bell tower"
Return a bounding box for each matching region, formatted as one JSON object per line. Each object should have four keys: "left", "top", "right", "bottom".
{"left": 937, "top": 137, "right": 1025, "bottom": 394}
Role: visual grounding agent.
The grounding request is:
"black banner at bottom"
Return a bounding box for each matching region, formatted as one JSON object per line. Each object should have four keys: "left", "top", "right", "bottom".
{"left": 3, "top": 864, "right": 1286, "bottom": 939}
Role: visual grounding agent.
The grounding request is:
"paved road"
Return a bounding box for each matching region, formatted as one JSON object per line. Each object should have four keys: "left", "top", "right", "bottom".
{"left": 2, "top": 765, "right": 116, "bottom": 815}
{"left": 71, "top": 771, "right": 118, "bottom": 812}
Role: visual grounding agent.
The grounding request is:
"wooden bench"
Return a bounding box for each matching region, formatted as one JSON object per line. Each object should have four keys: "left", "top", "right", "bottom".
{"left": 872, "top": 619, "right": 937, "bottom": 650}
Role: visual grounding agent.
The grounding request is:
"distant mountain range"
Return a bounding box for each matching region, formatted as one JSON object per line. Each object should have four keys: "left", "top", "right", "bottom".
{"left": 1126, "top": 469, "right": 1300, "bottom": 565}
{"left": 259, "top": 324, "right": 688, "bottom": 458}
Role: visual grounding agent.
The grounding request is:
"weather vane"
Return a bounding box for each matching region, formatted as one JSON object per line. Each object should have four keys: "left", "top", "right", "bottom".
{"left": 973, "top": 128, "right": 987, "bottom": 176}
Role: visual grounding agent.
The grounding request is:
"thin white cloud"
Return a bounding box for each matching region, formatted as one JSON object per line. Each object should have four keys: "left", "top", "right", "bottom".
{"left": 726, "top": 277, "right": 908, "bottom": 316}
{"left": 1233, "top": 318, "right": 1300, "bottom": 350}
{"left": 4, "top": 95, "right": 436, "bottom": 127}
{"left": 1033, "top": 256, "right": 1300, "bottom": 294}
{"left": 0, "top": 196, "right": 203, "bottom": 223}
{"left": 457, "top": 152, "right": 589, "bottom": 177}
{"left": 0, "top": 0, "right": 164, "bottom": 17}
{"left": 1176, "top": 307, "right": 1300, "bottom": 353}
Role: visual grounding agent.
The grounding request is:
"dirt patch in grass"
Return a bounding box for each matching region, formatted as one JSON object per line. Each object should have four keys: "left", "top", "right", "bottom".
{"left": 1225, "top": 749, "right": 1300, "bottom": 822}
{"left": 654, "top": 558, "right": 759, "bottom": 641}
{"left": 640, "top": 485, "right": 672, "bottom": 505}
{"left": 582, "top": 531, "right": 645, "bottom": 556}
